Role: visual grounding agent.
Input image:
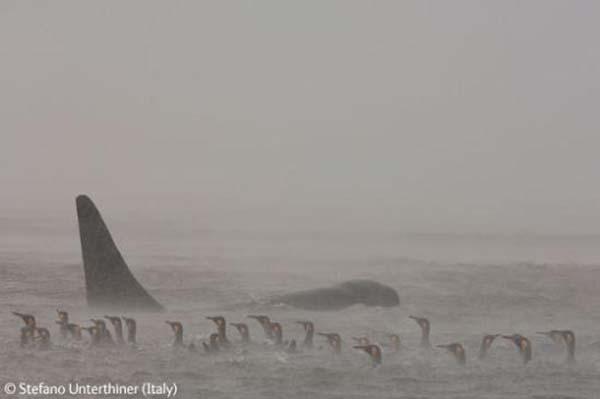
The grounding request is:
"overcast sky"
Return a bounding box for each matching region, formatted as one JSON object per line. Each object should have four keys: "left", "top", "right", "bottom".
{"left": 1, "top": 1, "right": 599, "bottom": 234}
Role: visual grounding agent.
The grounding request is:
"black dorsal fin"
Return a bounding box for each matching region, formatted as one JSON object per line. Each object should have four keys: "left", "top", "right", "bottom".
{"left": 76, "top": 195, "right": 164, "bottom": 311}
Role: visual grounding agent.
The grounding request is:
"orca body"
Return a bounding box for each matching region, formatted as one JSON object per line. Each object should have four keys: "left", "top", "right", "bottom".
{"left": 76, "top": 195, "right": 397, "bottom": 313}
{"left": 270, "top": 280, "right": 399, "bottom": 310}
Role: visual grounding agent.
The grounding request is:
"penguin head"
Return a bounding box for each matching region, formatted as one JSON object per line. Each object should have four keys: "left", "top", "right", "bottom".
{"left": 409, "top": 316, "right": 430, "bottom": 332}
{"left": 483, "top": 334, "right": 500, "bottom": 348}
{"left": 104, "top": 316, "right": 122, "bottom": 327}
{"left": 296, "top": 321, "right": 314, "bottom": 332}
{"left": 354, "top": 344, "right": 381, "bottom": 362}
{"left": 56, "top": 310, "right": 68, "bottom": 323}
{"left": 562, "top": 330, "right": 575, "bottom": 344}
{"left": 207, "top": 316, "right": 226, "bottom": 327}
{"left": 319, "top": 333, "right": 341, "bottom": 349}
{"left": 231, "top": 323, "right": 248, "bottom": 334}
{"left": 166, "top": 321, "right": 182, "bottom": 333}
{"left": 13, "top": 312, "right": 36, "bottom": 327}
{"left": 502, "top": 334, "right": 526, "bottom": 348}
{"left": 90, "top": 319, "right": 106, "bottom": 330}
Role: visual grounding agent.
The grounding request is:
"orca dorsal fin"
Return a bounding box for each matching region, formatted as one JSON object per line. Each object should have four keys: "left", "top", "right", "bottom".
{"left": 76, "top": 195, "right": 164, "bottom": 311}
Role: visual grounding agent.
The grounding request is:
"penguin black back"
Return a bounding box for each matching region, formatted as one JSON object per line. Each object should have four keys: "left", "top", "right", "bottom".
{"left": 538, "top": 330, "right": 575, "bottom": 364}
{"left": 67, "top": 323, "right": 83, "bottom": 340}
{"left": 502, "top": 334, "right": 532, "bottom": 364}
{"left": 248, "top": 315, "right": 273, "bottom": 340}
{"left": 389, "top": 334, "right": 401, "bottom": 353}
{"left": 409, "top": 315, "right": 431, "bottom": 348}
{"left": 354, "top": 344, "right": 382, "bottom": 366}
{"left": 271, "top": 322, "right": 283, "bottom": 345}
{"left": 56, "top": 310, "right": 69, "bottom": 338}
{"left": 122, "top": 317, "right": 137, "bottom": 344}
{"left": 105, "top": 316, "right": 125, "bottom": 344}
{"left": 561, "top": 330, "right": 576, "bottom": 364}
{"left": 479, "top": 334, "right": 499, "bottom": 360}
{"left": 207, "top": 316, "right": 230, "bottom": 346}
{"left": 166, "top": 321, "right": 184, "bottom": 347}
{"left": 437, "top": 343, "right": 466, "bottom": 365}
{"left": 296, "top": 321, "right": 314, "bottom": 348}
{"left": 318, "top": 332, "right": 342, "bottom": 354}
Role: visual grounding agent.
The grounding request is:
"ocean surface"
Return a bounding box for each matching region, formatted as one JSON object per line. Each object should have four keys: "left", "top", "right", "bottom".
{"left": 2, "top": 217, "right": 600, "bottom": 398}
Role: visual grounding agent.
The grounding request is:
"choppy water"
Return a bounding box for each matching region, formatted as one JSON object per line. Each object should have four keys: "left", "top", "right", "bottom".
{"left": 2, "top": 220, "right": 600, "bottom": 398}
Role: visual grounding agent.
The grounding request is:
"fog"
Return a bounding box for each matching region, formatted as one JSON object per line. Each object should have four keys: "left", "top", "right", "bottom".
{"left": 4, "top": 4, "right": 600, "bottom": 398}
{"left": 2, "top": 1, "right": 600, "bottom": 235}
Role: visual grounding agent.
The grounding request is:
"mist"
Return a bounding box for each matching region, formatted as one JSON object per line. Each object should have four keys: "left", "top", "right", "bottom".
{"left": 5, "top": 3, "right": 600, "bottom": 398}
{"left": 2, "top": 0, "right": 600, "bottom": 236}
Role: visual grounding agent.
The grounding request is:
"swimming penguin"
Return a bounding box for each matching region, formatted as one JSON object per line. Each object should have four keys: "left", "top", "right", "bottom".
{"left": 230, "top": 323, "right": 250, "bottom": 344}
{"left": 389, "top": 334, "right": 401, "bottom": 353}
{"left": 165, "top": 321, "right": 184, "bottom": 348}
{"left": 248, "top": 315, "right": 273, "bottom": 340}
{"left": 122, "top": 317, "right": 137, "bottom": 344}
{"left": 104, "top": 316, "right": 125, "bottom": 344}
{"left": 20, "top": 326, "right": 34, "bottom": 348}
{"left": 502, "top": 334, "right": 532, "bottom": 364}
{"left": 561, "top": 330, "right": 576, "bottom": 364}
{"left": 13, "top": 312, "right": 36, "bottom": 328}
{"left": 66, "top": 323, "right": 83, "bottom": 341}
{"left": 90, "top": 318, "right": 107, "bottom": 333}
{"left": 33, "top": 327, "right": 51, "bottom": 350}
{"left": 437, "top": 343, "right": 466, "bottom": 365}
{"left": 82, "top": 326, "right": 100, "bottom": 346}
{"left": 352, "top": 336, "right": 370, "bottom": 346}
{"left": 479, "top": 334, "right": 500, "bottom": 360}
{"left": 271, "top": 322, "right": 284, "bottom": 345}
{"left": 56, "top": 310, "right": 69, "bottom": 338}
{"left": 318, "top": 332, "right": 342, "bottom": 354}
{"left": 538, "top": 330, "right": 575, "bottom": 364}
{"left": 354, "top": 344, "right": 382, "bottom": 366}
{"left": 409, "top": 315, "right": 431, "bottom": 348}
{"left": 90, "top": 319, "right": 114, "bottom": 345}
{"left": 207, "top": 316, "right": 230, "bottom": 347}
{"left": 296, "top": 321, "right": 314, "bottom": 348}
{"left": 203, "top": 333, "right": 220, "bottom": 354}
